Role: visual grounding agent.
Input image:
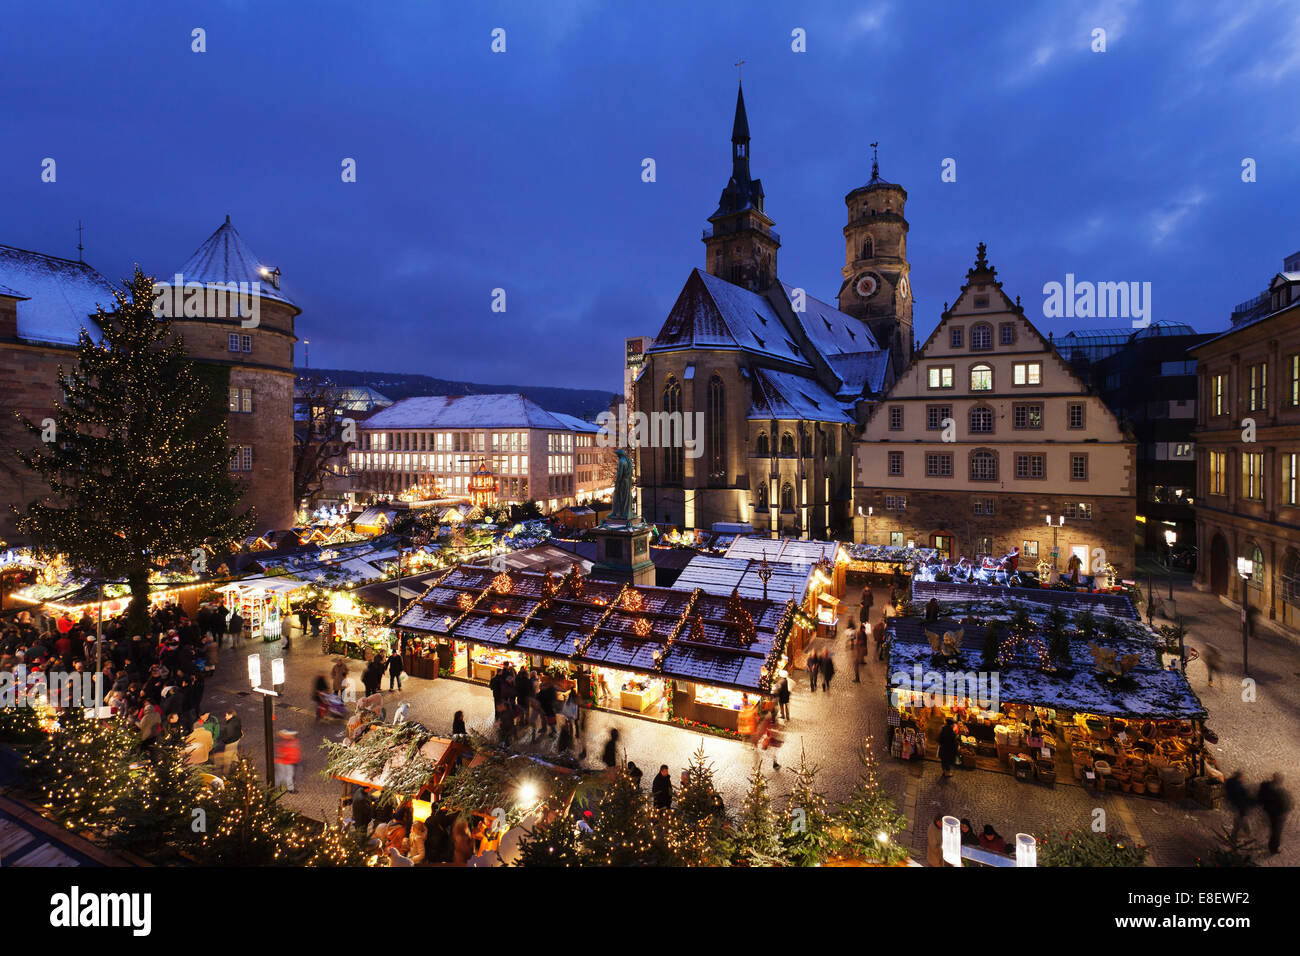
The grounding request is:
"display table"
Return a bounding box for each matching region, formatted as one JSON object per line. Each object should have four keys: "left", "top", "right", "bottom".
{"left": 620, "top": 687, "right": 654, "bottom": 713}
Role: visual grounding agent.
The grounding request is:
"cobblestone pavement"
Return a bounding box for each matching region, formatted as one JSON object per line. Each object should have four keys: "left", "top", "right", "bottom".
{"left": 197, "top": 573, "right": 1299, "bottom": 866}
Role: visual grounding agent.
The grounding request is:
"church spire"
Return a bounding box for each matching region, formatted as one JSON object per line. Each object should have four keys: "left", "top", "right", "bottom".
{"left": 705, "top": 78, "right": 778, "bottom": 291}
{"left": 730, "top": 82, "right": 751, "bottom": 183}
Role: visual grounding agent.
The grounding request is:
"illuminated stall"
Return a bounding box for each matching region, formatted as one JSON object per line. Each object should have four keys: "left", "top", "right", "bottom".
{"left": 216, "top": 577, "right": 306, "bottom": 643}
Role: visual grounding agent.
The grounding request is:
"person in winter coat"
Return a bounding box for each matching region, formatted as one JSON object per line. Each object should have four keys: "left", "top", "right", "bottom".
{"left": 274, "top": 730, "right": 301, "bottom": 792}
{"left": 1257, "top": 773, "right": 1292, "bottom": 855}
{"left": 926, "top": 814, "right": 946, "bottom": 867}
{"left": 387, "top": 651, "right": 404, "bottom": 691}
{"left": 227, "top": 609, "right": 244, "bottom": 648}
{"left": 330, "top": 658, "right": 348, "bottom": 695}
{"left": 651, "top": 765, "right": 673, "bottom": 809}
{"left": 1224, "top": 770, "right": 1254, "bottom": 839}
{"left": 452, "top": 710, "right": 467, "bottom": 737}
{"left": 626, "top": 761, "right": 643, "bottom": 790}
{"left": 820, "top": 652, "right": 835, "bottom": 693}
{"left": 601, "top": 728, "right": 620, "bottom": 769}
{"left": 938, "top": 718, "right": 959, "bottom": 778}
{"left": 776, "top": 674, "right": 791, "bottom": 721}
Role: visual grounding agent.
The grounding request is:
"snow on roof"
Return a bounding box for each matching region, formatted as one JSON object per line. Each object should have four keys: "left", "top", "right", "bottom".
{"left": 169, "top": 218, "right": 297, "bottom": 309}
{"left": 549, "top": 411, "right": 600, "bottom": 433}
{"left": 0, "top": 245, "right": 114, "bottom": 346}
{"left": 672, "top": 554, "right": 812, "bottom": 601}
{"left": 726, "top": 536, "right": 840, "bottom": 566}
{"left": 826, "top": 349, "right": 890, "bottom": 398}
{"left": 363, "top": 393, "right": 591, "bottom": 431}
{"left": 651, "top": 270, "right": 813, "bottom": 368}
{"left": 776, "top": 282, "right": 880, "bottom": 358}
{"left": 748, "top": 367, "right": 854, "bottom": 424}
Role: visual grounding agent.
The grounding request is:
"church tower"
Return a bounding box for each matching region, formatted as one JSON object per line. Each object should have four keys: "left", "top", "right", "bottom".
{"left": 837, "top": 147, "right": 913, "bottom": 378}
{"left": 702, "top": 83, "right": 780, "bottom": 292}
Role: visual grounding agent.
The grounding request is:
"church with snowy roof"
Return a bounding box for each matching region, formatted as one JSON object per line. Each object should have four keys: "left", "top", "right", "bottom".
{"left": 633, "top": 82, "right": 914, "bottom": 536}
{"left": 0, "top": 218, "right": 299, "bottom": 540}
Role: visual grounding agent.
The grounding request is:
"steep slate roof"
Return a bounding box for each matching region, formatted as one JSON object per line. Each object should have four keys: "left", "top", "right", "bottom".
{"left": 776, "top": 281, "right": 880, "bottom": 357}
{"left": 826, "top": 349, "right": 890, "bottom": 399}
{"left": 0, "top": 245, "right": 114, "bottom": 346}
{"left": 748, "top": 367, "right": 853, "bottom": 424}
{"left": 549, "top": 411, "right": 600, "bottom": 433}
{"left": 170, "top": 217, "right": 296, "bottom": 308}
{"left": 363, "top": 393, "right": 589, "bottom": 431}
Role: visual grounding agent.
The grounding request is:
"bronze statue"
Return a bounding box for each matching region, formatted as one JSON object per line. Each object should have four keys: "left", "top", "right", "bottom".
{"left": 609, "top": 448, "right": 637, "bottom": 522}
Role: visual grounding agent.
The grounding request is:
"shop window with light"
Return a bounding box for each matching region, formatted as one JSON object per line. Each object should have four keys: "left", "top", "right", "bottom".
{"left": 970, "top": 364, "right": 993, "bottom": 391}
{"left": 971, "top": 323, "right": 993, "bottom": 351}
{"left": 1013, "top": 403, "right": 1043, "bottom": 430}
{"left": 928, "top": 366, "right": 954, "bottom": 389}
{"left": 1023, "top": 541, "right": 1039, "bottom": 560}
{"left": 1013, "top": 362, "right": 1042, "bottom": 386}
{"left": 1247, "top": 362, "right": 1268, "bottom": 412}
{"left": 1242, "top": 452, "right": 1264, "bottom": 500}
{"left": 1212, "top": 373, "right": 1228, "bottom": 417}
{"left": 1209, "top": 451, "right": 1226, "bottom": 495}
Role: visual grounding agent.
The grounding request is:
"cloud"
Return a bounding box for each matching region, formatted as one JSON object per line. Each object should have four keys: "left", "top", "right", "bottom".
{"left": 1149, "top": 189, "right": 1206, "bottom": 244}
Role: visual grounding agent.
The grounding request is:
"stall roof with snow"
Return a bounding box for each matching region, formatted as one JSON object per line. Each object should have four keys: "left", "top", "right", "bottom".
{"left": 724, "top": 536, "right": 840, "bottom": 566}
{"left": 672, "top": 554, "right": 813, "bottom": 602}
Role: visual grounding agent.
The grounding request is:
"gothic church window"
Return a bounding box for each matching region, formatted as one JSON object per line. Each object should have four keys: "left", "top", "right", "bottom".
{"left": 707, "top": 374, "right": 726, "bottom": 484}
{"left": 663, "top": 377, "right": 684, "bottom": 483}
{"left": 780, "top": 432, "right": 795, "bottom": 456}
{"left": 781, "top": 483, "right": 795, "bottom": 512}
{"left": 756, "top": 431, "right": 769, "bottom": 456}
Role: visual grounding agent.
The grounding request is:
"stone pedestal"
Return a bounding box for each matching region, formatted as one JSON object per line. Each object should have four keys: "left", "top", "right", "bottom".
{"left": 592, "top": 520, "right": 655, "bottom": 586}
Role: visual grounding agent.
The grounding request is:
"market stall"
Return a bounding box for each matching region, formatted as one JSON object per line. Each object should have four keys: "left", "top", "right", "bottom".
{"left": 216, "top": 577, "right": 306, "bottom": 643}
{"left": 320, "top": 590, "right": 395, "bottom": 661}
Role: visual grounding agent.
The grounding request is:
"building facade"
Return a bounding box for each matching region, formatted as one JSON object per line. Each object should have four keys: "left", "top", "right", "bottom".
{"left": 634, "top": 83, "right": 899, "bottom": 536}
{"left": 1190, "top": 252, "right": 1300, "bottom": 637}
{"left": 350, "top": 393, "right": 609, "bottom": 511}
{"left": 854, "top": 244, "right": 1138, "bottom": 574}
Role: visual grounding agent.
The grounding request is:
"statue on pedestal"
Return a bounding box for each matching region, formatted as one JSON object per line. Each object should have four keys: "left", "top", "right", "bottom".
{"left": 608, "top": 448, "right": 637, "bottom": 524}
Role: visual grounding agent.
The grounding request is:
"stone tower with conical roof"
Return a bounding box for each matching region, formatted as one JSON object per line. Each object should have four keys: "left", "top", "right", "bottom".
{"left": 702, "top": 83, "right": 780, "bottom": 292}
{"left": 837, "top": 148, "right": 913, "bottom": 379}
{"left": 161, "top": 217, "right": 299, "bottom": 531}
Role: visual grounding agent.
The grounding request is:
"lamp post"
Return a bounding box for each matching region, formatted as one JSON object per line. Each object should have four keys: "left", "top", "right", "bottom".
{"left": 249, "top": 653, "right": 284, "bottom": 786}
{"left": 1015, "top": 833, "right": 1037, "bottom": 867}
{"left": 1045, "top": 514, "right": 1065, "bottom": 570}
{"left": 1163, "top": 528, "right": 1177, "bottom": 604}
{"left": 1237, "top": 557, "right": 1254, "bottom": 676}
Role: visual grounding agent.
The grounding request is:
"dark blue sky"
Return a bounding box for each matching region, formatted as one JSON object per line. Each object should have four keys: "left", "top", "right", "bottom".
{"left": 4, "top": 1, "right": 1296, "bottom": 390}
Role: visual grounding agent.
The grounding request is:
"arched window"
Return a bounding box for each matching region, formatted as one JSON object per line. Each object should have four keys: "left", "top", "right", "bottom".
{"left": 780, "top": 432, "right": 795, "bottom": 456}
{"left": 970, "top": 364, "right": 993, "bottom": 391}
{"left": 756, "top": 482, "right": 768, "bottom": 511}
{"left": 971, "top": 323, "right": 993, "bottom": 351}
{"left": 969, "top": 405, "right": 994, "bottom": 434}
{"left": 861, "top": 237, "right": 873, "bottom": 259}
{"left": 969, "top": 449, "right": 998, "bottom": 482}
{"left": 781, "top": 483, "right": 795, "bottom": 512}
{"left": 663, "top": 377, "right": 683, "bottom": 483}
{"left": 755, "top": 431, "right": 769, "bottom": 457}
{"left": 707, "top": 374, "right": 726, "bottom": 484}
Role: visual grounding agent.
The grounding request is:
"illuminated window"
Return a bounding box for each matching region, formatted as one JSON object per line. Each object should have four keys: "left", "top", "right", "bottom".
{"left": 970, "top": 365, "right": 993, "bottom": 391}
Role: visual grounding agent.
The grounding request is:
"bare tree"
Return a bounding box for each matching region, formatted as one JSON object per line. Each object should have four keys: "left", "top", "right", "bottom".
{"left": 293, "top": 378, "right": 357, "bottom": 510}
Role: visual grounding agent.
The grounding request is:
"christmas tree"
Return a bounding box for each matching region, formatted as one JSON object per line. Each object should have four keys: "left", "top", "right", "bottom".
{"left": 24, "top": 710, "right": 139, "bottom": 836}
{"left": 836, "top": 735, "right": 909, "bottom": 864}
{"left": 731, "top": 764, "right": 786, "bottom": 866}
{"left": 110, "top": 732, "right": 205, "bottom": 857}
{"left": 193, "top": 757, "right": 312, "bottom": 865}
{"left": 16, "top": 269, "right": 253, "bottom": 634}
{"left": 675, "top": 742, "right": 729, "bottom": 864}
{"left": 782, "top": 742, "right": 836, "bottom": 866}
{"left": 513, "top": 811, "right": 585, "bottom": 867}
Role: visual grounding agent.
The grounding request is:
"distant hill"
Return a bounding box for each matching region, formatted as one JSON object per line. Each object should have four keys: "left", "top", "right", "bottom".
{"left": 298, "top": 368, "right": 618, "bottom": 421}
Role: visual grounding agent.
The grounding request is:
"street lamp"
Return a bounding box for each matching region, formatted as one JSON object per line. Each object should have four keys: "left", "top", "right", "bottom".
{"left": 1236, "top": 557, "right": 1254, "bottom": 676}
{"left": 1015, "top": 833, "right": 1037, "bottom": 867}
{"left": 1163, "top": 528, "right": 1177, "bottom": 603}
{"left": 248, "top": 652, "right": 284, "bottom": 786}
{"left": 941, "top": 815, "right": 962, "bottom": 867}
{"left": 1045, "top": 515, "right": 1065, "bottom": 569}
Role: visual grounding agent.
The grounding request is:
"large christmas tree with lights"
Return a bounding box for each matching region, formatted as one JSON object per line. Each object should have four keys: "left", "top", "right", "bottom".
{"left": 16, "top": 269, "right": 252, "bottom": 633}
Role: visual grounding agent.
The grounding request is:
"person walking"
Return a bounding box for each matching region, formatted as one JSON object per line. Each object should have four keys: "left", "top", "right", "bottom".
{"left": 274, "top": 730, "right": 300, "bottom": 793}
{"left": 330, "top": 658, "right": 348, "bottom": 695}
{"left": 820, "top": 651, "right": 835, "bottom": 693}
{"left": 1256, "top": 773, "right": 1292, "bottom": 855}
{"left": 1224, "top": 770, "right": 1254, "bottom": 840}
{"left": 938, "top": 718, "right": 958, "bottom": 778}
{"left": 861, "top": 587, "right": 874, "bottom": 623}
{"left": 874, "top": 617, "right": 888, "bottom": 661}
{"left": 776, "top": 673, "right": 791, "bottom": 721}
{"left": 926, "top": 814, "right": 946, "bottom": 867}
{"left": 601, "top": 728, "right": 620, "bottom": 769}
{"left": 387, "top": 650, "right": 404, "bottom": 691}
{"left": 227, "top": 608, "right": 243, "bottom": 648}
{"left": 807, "top": 651, "right": 821, "bottom": 693}
{"left": 651, "top": 764, "right": 673, "bottom": 809}
{"left": 1201, "top": 644, "right": 1223, "bottom": 687}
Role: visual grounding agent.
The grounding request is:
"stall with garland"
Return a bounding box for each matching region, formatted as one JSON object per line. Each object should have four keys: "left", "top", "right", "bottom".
{"left": 216, "top": 577, "right": 307, "bottom": 643}
{"left": 394, "top": 563, "right": 793, "bottom": 737}
{"left": 883, "top": 591, "right": 1211, "bottom": 801}
{"left": 319, "top": 589, "right": 396, "bottom": 661}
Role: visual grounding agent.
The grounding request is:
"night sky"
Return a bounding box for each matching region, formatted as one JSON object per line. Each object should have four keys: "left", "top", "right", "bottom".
{"left": 3, "top": 1, "right": 1297, "bottom": 391}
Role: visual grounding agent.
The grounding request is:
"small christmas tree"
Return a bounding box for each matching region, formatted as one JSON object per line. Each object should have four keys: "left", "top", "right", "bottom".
{"left": 675, "top": 742, "right": 729, "bottom": 863}
{"left": 514, "top": 811, "right": 585, "bottom": 867}
{"left": 1044, "top": 607, "right": 1070, "bottom": 664}
{"left": 731, "top": 764, "right": 785, "bottom": 866}
{"left": 193, "top": 758, "right": 309, "bottom": 865}
{"left": 783, "top": 743, "right": 836, "bottom": 866}
{"left": 836, "top": 735, "right": 908, "bottom": 865}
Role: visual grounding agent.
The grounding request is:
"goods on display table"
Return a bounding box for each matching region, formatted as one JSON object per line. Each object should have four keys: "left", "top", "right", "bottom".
{"left": 217, "top": 577, "right": 305, "bottom": 642}
{"left": 471, "top": 649, "right": 527, "bottom": 682}
{"left": 619, "top": 677, "right": 657, "bottom": 713}
{"left": 673, "top": 682, "right": 759, "bottom": 734}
